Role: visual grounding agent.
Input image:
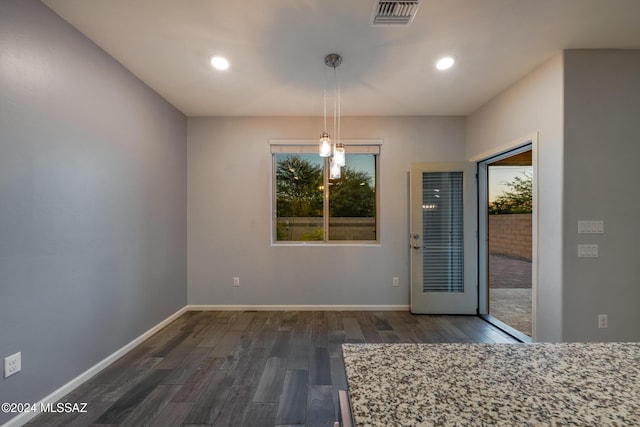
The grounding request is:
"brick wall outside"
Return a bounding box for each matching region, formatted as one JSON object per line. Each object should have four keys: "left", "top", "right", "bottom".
{"left": 489, "top": 213, "right": 532, "bottom": 260}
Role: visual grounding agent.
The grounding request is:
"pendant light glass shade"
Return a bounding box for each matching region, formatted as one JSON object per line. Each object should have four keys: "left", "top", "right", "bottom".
{"left": 333, "top": 143, "right": 345, "bottom": 167}
{"left": 319, "top": 132, "right": 332, "bottom": 157}
{"left": 330, "top": 157, "right": 341, "bottom": 179}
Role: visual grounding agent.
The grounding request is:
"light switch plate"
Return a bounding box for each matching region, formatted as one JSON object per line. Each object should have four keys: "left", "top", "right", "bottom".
{"left": 578, "top": 220, "right": 604, "bottom": 234}
{"left": 578, "top": 244, "right": 599, "bottom": 258}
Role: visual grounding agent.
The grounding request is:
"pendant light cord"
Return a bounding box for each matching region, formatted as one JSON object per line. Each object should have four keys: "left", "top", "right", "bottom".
{"left": 333, "top": 67, "right": 340, "bottom": 146}
{"left": 337, "top": 70, "right": 341, "bottom": 146}
{"left": 323, "top": 66, "right": 327, "bottom": 131}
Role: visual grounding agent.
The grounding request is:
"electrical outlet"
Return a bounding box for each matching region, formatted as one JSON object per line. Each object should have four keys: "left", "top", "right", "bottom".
{"left": 598, "top": 314, "right": 608, "bottom": 329}
{"left": 4, "top": 352, "right": 21, "bottom": 378}
{"left": 392, "top": 277, "right": 399, "bottom": 287}
{"left": 233, "top": 277, "right": 240, "bottom": 287}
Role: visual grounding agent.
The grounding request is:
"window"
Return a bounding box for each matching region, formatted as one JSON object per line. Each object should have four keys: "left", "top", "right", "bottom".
{"left": 421, "top": 171, "right": 464, "bottom": 292}
{"left": 271, "top": 143, "right": 380, "bottom": 244}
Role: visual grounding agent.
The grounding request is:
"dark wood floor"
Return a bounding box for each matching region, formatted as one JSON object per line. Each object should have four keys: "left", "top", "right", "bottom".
{"left": 27, "top": 311, "right": 518, "bottom": 427}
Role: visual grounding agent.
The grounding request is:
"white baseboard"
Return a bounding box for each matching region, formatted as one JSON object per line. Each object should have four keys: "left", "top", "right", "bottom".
{"left": 1, "top": 306, "right": 188, "bottom": 427}
{"left": 187, "top": 304, "right": 410, "bottom": 311}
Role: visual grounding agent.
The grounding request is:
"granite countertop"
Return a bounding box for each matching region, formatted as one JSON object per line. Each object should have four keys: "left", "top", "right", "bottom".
{"left": 342, "top": 342, "right": 640, "bottom": 426}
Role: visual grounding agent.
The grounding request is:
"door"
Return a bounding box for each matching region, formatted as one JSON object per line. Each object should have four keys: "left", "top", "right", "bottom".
{"left": 478, "top": 144, "right": 534, "bottom": 339}
{"left": 410, "top": 162, "right": 477, "bottom": 314}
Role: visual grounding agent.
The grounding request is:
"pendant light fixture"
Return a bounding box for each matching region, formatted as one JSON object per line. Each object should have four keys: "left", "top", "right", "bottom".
{"left": 333, "top": 143, "right": 345, "bottom": 167}
{"left": 319, "top": 56, "right": 332, "bottom": 158}
{"left": 319, "top": 132, "right": 332, "bottom": 157}
{"left": 330, "top": 157, "right": 341, "bottom": 179}
{"left": 319, "top": 53, "right": 345, "bottom": 172}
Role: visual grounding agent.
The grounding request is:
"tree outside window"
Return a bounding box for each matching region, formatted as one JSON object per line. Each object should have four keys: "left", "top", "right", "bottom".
{"left": 273, "top": 147, "right": 378, "bottom": 243}
{"left": 488, "top": 171, "right": 532, "bottom": 215}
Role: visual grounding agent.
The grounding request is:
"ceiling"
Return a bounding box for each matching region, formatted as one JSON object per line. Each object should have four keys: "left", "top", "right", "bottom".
{"left": 42, "top": 0, "right": 640, "bottom": 117}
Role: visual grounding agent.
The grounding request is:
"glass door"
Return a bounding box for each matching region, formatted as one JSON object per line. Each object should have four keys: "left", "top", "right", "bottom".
{"left": 478, "top": 145, "right": 533, "bottom": 339}
{"left": 409, "top": 162, "right": 477, "bottom": 314}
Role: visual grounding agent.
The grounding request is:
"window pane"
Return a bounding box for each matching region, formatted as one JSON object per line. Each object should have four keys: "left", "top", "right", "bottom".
{"left": 275, "top": 154, "right": 324, "bottom": 241}
{"left": 422, "top": 171, "right": 464, "bottom": 292}
{"left": 328, "top": 154, "right": 377, "bottom": 241}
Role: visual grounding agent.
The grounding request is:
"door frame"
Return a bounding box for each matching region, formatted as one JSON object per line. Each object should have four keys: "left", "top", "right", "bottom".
{"left": 472, "top": 133, "right": 539, "bottom": 340}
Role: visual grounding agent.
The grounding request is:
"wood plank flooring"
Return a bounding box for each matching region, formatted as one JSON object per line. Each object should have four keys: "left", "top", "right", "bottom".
{"left": 26, "top": 311, "right": 518, "bottom": 427}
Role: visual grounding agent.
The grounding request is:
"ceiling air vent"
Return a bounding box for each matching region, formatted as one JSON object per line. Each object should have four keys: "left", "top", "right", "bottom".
{"left": 371, "top": 0, "right": 420, "bottom": 26}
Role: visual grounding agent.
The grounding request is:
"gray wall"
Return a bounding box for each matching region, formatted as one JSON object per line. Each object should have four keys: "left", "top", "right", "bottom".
{"left": 0, "top": 1, "right": 187, "bottom": 422}
{"left": 467, "top": 53, "right": 564, "bottom": 342}
{"left": 563, "top": 49, "right": 640, "bottom": 341}
{"left": 468, "top": 49, "right": 640, "bottom": 343}
{"left": 188, "top": 116, "right": 466, "bottom": 306}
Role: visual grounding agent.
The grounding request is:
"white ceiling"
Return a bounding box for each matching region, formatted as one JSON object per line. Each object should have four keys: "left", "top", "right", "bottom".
{"left": 42, "top": 0, "right": 640, "bottom": 117}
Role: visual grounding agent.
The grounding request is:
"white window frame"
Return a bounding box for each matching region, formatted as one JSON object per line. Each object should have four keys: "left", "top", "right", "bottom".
{"left": 270, "top": 139, "right": 382, "bottom": 246}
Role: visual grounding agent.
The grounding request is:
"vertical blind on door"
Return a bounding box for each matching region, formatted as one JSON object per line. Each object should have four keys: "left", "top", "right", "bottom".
{"left": 421, "top": 171, "right": 464, "bottom": 293}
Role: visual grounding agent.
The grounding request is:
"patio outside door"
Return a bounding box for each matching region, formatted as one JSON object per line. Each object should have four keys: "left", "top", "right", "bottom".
{"left": 410, "top": 162, "right": 477, "bottom": 314}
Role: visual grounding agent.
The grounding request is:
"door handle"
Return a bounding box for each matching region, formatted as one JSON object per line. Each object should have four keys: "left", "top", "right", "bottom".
{"left": 412, "top": 244, "right": 421, "bottom": 249}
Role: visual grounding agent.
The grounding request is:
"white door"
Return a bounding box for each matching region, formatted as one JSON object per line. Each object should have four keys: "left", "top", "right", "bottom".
{"left": 410, "top": 162, "right": 477, "bottom": 314}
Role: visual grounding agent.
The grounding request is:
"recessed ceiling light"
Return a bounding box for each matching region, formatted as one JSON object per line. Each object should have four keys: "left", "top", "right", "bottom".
{"left": 436, "top": 56, "right": 455, "bottom": 71}
{"left": 210, "top": 56, "right": 229, "bottom": 71}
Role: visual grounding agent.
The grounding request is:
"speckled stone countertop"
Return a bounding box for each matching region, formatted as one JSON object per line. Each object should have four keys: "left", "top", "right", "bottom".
{"left": 342, "top": 343, "right": 640, "bottom": 426}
